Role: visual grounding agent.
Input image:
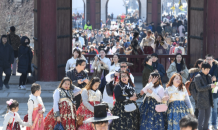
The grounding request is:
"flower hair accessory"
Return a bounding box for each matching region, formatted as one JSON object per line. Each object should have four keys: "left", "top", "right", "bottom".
{"left": 6, "top": 99, "right": 14, "bottom": 106}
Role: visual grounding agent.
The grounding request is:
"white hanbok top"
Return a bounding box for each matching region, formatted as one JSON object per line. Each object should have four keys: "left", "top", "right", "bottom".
{"left": 2, "top": 111, "right": 29, "bottom": 130}
{"left": 142, "top": 82, "right": 165, "bottom": 102}
{"left": 81, "top": 89, "right": 102, "bottom": 112}
{"left": 27, "top": 94, "right": 45, "bottom": 125}
{"left": 109, "top": 63, "right": 120, "bottom": 72}
{"left": 53, "top": 87, "right": 81, "bottom": 113}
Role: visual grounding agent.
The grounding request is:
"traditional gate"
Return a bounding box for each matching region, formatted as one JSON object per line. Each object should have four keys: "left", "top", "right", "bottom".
{"left": 188, "top": 0, "right": 218, "bottom": 65}
{"left": 56, "top": 0, "right": 72, "bottom": 80}
{"left": 147, "top": 0, "right": 161, "bottom": 27}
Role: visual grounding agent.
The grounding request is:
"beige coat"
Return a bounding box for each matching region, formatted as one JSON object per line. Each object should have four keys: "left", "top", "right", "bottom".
{"left": 166, "top": 62, "right": 189, "bottom": 84}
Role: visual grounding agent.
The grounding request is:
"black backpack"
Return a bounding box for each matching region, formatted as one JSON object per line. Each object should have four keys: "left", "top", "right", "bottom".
{"left": 189, "top": 78, "right": 198, "bottom": 101}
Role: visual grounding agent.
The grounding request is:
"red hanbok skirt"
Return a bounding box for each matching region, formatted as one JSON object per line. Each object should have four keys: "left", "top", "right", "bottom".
{"left": 76, "top": 101, "right": 101, "bottom": 130}
{"left": 143, "top": 46, "right": 153, "bottom": 54}
{"left": 26, "top": 104, "right": 44, "bottom": 130}
{"left": 44, "top": 99, "right": 77, "bottom": 130}
{"left": 6, "top": 122, "right": 20, "bottom": 130}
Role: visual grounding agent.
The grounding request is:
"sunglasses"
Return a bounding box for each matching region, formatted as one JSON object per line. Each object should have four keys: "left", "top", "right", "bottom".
{"left": 121, "top": 75, "right": 128, "bottom": 78}
{"left": 120, "top": 66, "right": 127, "bottom": 68}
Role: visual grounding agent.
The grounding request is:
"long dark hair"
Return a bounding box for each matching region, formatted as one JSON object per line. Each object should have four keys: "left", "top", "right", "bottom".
{"left": 175, "top": 53, "right": 186, "bottom": 70}
{"left": 84, "top": 77, "right": 101, "bottom": 90}
{"left": 150, "top": 71, "right": 162, "bottom": 88}
{"left": 155, "top": 34, "right": 164, "bottom": 48}
{"left": 111, "top": 53, "right": 120, "bottom": 65}
{"left": 133, "top": 31, "right": 139, "bottom": 40}
{"left": 58, "top": 77, "right": 74, "bottom": 90}
{"left": 194, "top": 59, "right": 204, "bottom": 68}
{"left": 119, "top": 71, "right": 135, "bottom": 87}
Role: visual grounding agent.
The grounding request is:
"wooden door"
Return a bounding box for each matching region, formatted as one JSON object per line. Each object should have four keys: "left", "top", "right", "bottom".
{"left": 188, "top": 0, "right": 205, "bottom": 66}
{"left": 32, "top": 0, "right": 39, "bottom": 80}
{"left": 205, "top": 0, "right": 218, "bottom": 56}
{"left": 95, "top": 0, "right": 101, "bottom": 29}
{"left": 147, "top": 0, "right": 152, "bottom": 24}
{"left": 56, "top": 0, "right": 72, "bottom": 80}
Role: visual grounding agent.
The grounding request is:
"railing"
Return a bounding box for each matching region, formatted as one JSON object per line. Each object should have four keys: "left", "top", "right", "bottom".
{"left": 84, "top": 54, "right": 190, "bottom": 76}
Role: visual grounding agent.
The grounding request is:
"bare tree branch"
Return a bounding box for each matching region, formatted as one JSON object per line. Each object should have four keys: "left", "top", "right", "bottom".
{"left": 0, "top": 0, "right": 34, "bottom": 37}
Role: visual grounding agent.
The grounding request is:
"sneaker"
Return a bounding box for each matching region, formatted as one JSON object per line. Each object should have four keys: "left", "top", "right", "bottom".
{"left": 18, "top": 85, "right": 23, "bottom": 90}
{"left": 4, "top": 84, "right": 9, "bottom": 89}
{"left": 22, "top": 85, "right": 26, "bottom": 90}
{"left": 211, "top": 126, "right": 218, "bottom": 130}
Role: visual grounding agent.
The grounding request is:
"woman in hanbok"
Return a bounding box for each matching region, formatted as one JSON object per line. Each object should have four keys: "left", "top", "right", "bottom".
{"left": 44, "top": 77, "right": 81, "bottom": 130}
{"left": 102, "top": 54, "right": 120, "bottom": 108}
{"left": 163, "top": 73, "right": 194, "bottom": 130}
{"left": 139, "top": 71, "right": 167, "bottom": 130}
{"left": 110, "top": 71, "right": 141, "bottom": 130}
{"left": 76, "top": 77, "right": 102, "bottom": 130}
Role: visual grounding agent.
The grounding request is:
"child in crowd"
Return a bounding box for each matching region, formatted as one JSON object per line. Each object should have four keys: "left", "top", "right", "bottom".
{"left": 3, "top": 99, "right": 30, "bottom": 130}
{"left": 26, "top": 83, "right": 45, "bottom": 130}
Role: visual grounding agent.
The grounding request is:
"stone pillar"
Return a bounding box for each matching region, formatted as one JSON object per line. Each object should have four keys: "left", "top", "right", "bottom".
{"left": 140, "top": 0, "right": 147, "bottom": 21}
{"left": 101, "top": 0, "right": 107, "bottom": 23}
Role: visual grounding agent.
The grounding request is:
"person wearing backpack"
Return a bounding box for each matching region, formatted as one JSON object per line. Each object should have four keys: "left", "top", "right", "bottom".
{"left": 195, "top": 62, "right": 215, "bottom": 130}
{"left": 188, "top": 59, "right": 204, "bottom": 119}
{"left": 205, "top": 54, "right": 218, "bottom": 130}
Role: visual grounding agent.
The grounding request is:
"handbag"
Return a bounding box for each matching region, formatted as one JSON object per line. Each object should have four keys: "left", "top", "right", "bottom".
{"left": 124, "top": 103, "right": 136, "bottom": 112}
{"left": 106, "top": 81, "right": 114, "bottom": 97}
{"left": 54, "top": 122, "right": 64, "bottom": 130}
{"left": 155, "top": 104, "right": 168, "bottom": 112}
{"left": 76, "top": 115, "right": 84, "bottom": 126}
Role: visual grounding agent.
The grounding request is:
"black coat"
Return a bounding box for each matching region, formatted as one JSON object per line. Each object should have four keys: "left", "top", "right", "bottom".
{"left": 0, "top": 42, "right": 14, "bottom": 69}
{"left": 66, "top": 68, "right": 88, "bottom": 88}
{"left": 195, "top": 72, "right": 214, "bottom": 109}
{"left": 17, "top": 45, "right": 33, "bottom": 74}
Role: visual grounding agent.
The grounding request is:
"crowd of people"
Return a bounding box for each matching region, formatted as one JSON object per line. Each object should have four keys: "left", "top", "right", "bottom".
{"left": 1, "top": 13, "right": 217, "bottom": 130}
{"left": 72, "top": 13, "right": 188, "bottom": 57}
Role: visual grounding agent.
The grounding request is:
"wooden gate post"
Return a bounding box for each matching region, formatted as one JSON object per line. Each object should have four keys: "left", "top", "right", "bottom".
{"left": 36, "top": 0, "right": 57, "bottom": 81}
{"left": 147, "top": 0, "right": 161, "bottom": 28}
{"left": 87, "top": 0, "right": 101, "bottom": 29}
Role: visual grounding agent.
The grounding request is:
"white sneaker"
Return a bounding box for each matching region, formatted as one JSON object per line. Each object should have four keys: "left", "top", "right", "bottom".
{"left": 18, "top": 85, "right": 23, "bottom": 90}
{"left": 18, "top": 85, "right": 26, "bottom": 90}
{"left": 22, "top": 85, "right": 26, "bottom": 90}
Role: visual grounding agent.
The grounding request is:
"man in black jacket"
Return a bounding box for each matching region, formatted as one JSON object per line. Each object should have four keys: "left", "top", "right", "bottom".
{"left": 67, "top": 58, "right": 89, "bottom": 108}
{"left": 205, "top": 54, "right": 218, "bottom": 130}
{"left": 195, "top": 62, "right": 215, "bottom": 130}
{"left": 0, "top": 35, "right": 14, "bottom": 90}
{"left": 151, "top": 53, "right": 166, "bottom": 81}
